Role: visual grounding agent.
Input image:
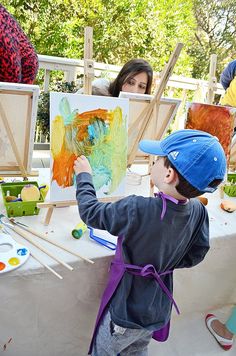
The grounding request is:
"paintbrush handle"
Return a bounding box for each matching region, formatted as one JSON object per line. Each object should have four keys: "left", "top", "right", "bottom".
{"left": 12, "top": 225, "right": 73, "bottom": 271}
{"left": 22, "top": 226, "right": 94, "bottom": 264}
{"left": 7, "top": 230, "right": 63, "bottom": 280}
{"left": 30, "top": 252, "right": 63, "bottom": 280}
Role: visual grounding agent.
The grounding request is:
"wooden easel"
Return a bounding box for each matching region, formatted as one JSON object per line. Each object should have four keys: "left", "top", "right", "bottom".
{"left": 127, "top": 43, "right": 183, "bottom": 195}
{"left": 0, "top": 102, "right": 28, "bottom": 178}
{"left": 0, "top": 85, "right": 39, "bottom": 178}
{"left": 127, "top": 97, "right": 181, "bottom": 163}
{"left": 206, "top": 54, "right": 217, "bottom": 104}
{"left": 38, "top": 27, "right": 95, "bottom": 225}
{"left": 127, "top": 43, "right": 183, "bottom": 169}
{"left": 83, "top": 26, "right": 94, "bottom": 95}
{"left": 37, "top": 196, "right": 122, "bottom": 226}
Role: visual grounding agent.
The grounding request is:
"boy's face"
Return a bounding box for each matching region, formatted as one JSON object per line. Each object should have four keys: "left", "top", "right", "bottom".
{"left": 151, "top": 156, "right": 168, "bottom": 188}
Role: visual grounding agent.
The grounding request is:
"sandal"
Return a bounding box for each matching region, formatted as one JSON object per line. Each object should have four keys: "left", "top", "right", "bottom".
{"left": 205, "top": 314, "right": 233, "bottom": 351}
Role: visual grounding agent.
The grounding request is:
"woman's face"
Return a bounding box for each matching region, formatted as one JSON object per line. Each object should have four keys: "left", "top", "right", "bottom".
{"left": 121, "top": 72, "right": 148, "bottom": 94}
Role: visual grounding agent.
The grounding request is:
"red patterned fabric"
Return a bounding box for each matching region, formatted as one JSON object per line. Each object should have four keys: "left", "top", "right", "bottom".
{"left": 0, "top": 5, "right": 38, "bottom": 84}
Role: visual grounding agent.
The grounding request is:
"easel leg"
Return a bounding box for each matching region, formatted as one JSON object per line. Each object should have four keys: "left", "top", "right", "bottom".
{"left": 44, "top": 207, "right": 54, "bottom": 226}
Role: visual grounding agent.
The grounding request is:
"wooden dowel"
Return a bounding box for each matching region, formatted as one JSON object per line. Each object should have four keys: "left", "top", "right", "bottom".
{"left": 16, "top": 224, "right": 94, "bottom": 264}
{"left": 11, "top": 225, "right": 74, "bottom": 271}
{"left": 8, "top": 232, "right": 63, "bottom": 280}
{"left": 31, "top": 252, "right": 63, "bottom": 280}
{"left": 44, "top": 207, "right": 54, "bottom": 226}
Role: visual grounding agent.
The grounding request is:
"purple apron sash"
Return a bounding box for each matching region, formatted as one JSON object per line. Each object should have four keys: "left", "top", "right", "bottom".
{"left": 88, "top": 234, "right": 180, "bottom": 354}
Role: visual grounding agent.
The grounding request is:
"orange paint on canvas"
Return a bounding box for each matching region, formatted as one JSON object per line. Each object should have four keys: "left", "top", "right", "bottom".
{"left": 77, "top": 108, "right": 112, "bottom": 122}
{"left": 186, "top": 103, "right": 235, "bottom": 162}
{"left": 52, "top": 145, "right": 77, "bottom": 187}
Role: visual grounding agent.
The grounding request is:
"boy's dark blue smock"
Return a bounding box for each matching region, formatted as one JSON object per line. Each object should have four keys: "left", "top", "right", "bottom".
{"left": 76, "top": 172, "right": 209, "bottom": 332}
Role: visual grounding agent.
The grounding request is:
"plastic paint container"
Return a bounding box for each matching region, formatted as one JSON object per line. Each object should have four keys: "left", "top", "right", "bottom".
{"left": 71, "top": 222, "right": 87, "bottom": 239}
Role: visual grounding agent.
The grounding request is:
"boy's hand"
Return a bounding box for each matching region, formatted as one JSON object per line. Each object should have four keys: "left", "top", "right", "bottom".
{"left": 74, "top": 155, "right": 92, "bottom": 175}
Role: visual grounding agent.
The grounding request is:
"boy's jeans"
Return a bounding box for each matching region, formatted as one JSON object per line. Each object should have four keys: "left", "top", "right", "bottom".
{"left": 92, "top": 310, "right": 153, "bottom": 356}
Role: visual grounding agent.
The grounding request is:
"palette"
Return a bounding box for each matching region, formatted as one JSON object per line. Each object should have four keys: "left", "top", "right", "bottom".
{"left": 0, "top": 230, "right": 30, "bottom": 273}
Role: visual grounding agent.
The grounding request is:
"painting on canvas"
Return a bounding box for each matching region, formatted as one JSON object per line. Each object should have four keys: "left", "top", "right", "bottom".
{"left": 185, "top": 102, "right": 236, "bottom": 163}
{"left": 50, "top": 93, "right": 129, "bottom": 201}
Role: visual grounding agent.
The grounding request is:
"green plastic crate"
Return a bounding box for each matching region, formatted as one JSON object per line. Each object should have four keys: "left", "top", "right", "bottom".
{"left": 1, "top": 181, "right": 44, "bottom": 217}
{"left": 227, "top": 173, "right": 236, "bottom": 183}
{"left": 223, "top": 173, "right": 236, "bottom": 197}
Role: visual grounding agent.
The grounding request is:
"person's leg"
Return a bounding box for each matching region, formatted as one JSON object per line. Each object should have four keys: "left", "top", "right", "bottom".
{"left": 92, "top": 310, "right": 153, "bottom": 356}
{"left": 226, "top": 306, "right": 236, "bottom": 335}
{"left": 91, "top": 310, "right": 118, "bottom": 356}
{"left": 119, "top": 329, "right": 152, "bottom": 356}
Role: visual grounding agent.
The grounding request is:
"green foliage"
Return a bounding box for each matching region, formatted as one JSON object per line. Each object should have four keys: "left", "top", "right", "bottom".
{"left": 191, "top": 0, "right": 236, "bottom": 78}
{"left": 2, "top": 0, "right": 195, "bottom": 77}
{"left": 2, "top": 0, "right": 236, "bottom": 81}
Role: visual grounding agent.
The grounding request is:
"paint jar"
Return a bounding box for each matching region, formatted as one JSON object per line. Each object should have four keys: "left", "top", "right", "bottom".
{"left": 71, "top": 222, "right": 87, "bottom": 239}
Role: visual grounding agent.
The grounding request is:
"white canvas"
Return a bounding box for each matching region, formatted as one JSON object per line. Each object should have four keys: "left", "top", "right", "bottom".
{"left": 0, "top": 82, "right": 39, "bottom": 175}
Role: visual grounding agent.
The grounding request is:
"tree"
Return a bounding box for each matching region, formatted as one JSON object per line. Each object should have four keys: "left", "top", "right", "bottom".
{"left": 2, "top": 0, "right": 195, "bottom": 76}
{"left": 191, "top": 0, "right": 236, "bottom": 78}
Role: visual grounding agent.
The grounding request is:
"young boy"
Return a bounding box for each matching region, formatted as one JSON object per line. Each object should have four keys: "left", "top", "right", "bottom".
{"left": 74, "top": 129, "right": 226, "bottom": 356}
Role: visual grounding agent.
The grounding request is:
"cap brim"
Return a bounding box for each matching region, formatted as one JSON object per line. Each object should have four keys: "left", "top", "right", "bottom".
{"left": 139, "top": 140, "right": 165, "bottom": 155}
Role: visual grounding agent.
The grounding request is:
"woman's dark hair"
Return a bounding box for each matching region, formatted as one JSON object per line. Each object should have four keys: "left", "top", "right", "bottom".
{"left": 163, "top": 157, "right": 223, "bottom": 199}
{"left": 109, "top": 59, "right": 153, "bottom": 97}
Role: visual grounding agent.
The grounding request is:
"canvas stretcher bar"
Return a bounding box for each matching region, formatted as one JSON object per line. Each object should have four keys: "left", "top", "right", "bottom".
{"left": 127, "top": 97, "right": 181, "bottom": 164}
{"left": 0, "top": 82, "right": 39, "bottom": 177}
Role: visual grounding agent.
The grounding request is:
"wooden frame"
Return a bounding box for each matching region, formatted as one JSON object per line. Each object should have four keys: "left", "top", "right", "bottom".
{"left": 83, "top": 27, "right": 94, "bottom": 95}
{"left": 0, "top": 82, "right": 39, "bottom": 177}
{"left": 120, "top": 93, "right": 181, "bottom": 163}
{"left": 125, "top": 43, "right": 183, "bottom": 167}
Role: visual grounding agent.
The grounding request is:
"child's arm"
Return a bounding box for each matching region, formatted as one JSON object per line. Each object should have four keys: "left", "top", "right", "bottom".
{"left": 74, "top": 156, "right": 135, "bottom": 236}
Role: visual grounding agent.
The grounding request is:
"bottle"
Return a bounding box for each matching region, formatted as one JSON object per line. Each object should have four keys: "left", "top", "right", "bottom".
{"left": 71, "top": 222, "right": 87, "bottom": 239}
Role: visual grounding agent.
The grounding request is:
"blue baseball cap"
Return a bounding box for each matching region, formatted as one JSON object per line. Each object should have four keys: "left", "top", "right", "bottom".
{"left": 139, "top": 129, "right": 226, "bottom": 193}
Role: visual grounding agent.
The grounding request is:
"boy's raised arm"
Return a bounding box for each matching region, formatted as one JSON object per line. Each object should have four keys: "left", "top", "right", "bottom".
{"left": 75, "top": 171, "right": 135, "bottom": 237}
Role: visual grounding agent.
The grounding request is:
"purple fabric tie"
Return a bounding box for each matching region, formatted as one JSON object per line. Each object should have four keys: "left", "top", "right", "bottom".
{"left": 155, "top": 192, "right": 187, "bottom": 220}
{"left": 115, "top": 261, "right": 180, "bottom": 314}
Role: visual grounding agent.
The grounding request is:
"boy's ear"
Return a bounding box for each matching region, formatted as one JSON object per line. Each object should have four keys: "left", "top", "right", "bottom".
{"left": 164, "top": 167, "right": 177, "bottom": 184}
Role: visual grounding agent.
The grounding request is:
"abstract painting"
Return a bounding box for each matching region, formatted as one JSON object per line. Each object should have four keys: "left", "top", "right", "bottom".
{"left": 50, "top": 93, "right": 129, "bottom": 201}
{"left": 185, "top": 103, "right": 236, "bottom": 163}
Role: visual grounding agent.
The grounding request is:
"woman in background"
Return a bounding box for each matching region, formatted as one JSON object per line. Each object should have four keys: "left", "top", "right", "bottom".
{"left": 78, "top": 58, "right": 153, "bottom": 96}
{"left": 0, "top": 4, "right": 38, "bottom": 84}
